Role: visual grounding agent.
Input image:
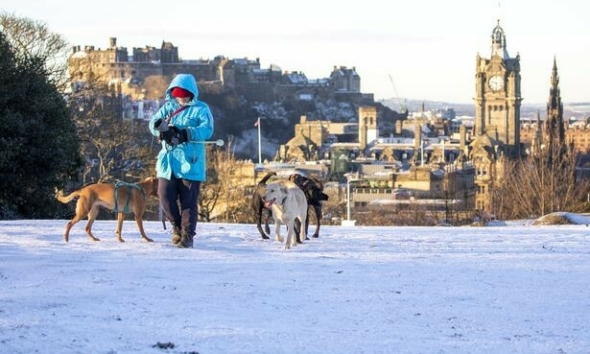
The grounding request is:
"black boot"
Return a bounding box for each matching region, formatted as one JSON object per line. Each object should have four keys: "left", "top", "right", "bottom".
{"left": 177, "top": 230, "right": 194, "bottom": 248}
{"left": 171, "top": 225, "right": 182, "bottom": 245}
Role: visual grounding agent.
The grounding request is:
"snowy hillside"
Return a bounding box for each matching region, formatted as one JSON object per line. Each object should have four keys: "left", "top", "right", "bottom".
{"left": 1, "top": 220, "right": 589, "bottom": 354}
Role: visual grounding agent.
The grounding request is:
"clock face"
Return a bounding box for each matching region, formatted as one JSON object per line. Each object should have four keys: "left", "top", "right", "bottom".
{"left": 488, "top": 75, "right": 504, "bottom": 91}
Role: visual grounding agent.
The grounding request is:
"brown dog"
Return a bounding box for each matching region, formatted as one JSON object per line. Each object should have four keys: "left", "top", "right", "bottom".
{"left": 56, "top": 177, "right": 159, "bottom": 243}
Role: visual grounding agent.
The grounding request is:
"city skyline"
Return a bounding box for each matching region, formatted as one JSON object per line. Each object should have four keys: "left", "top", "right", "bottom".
{"left": 2, "top": 0, "right": 589, "bottom": 104}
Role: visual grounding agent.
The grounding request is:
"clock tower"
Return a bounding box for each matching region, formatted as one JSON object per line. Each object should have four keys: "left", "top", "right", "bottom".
{"left": 474, "top": 20, "right": 522, "bottom": 158}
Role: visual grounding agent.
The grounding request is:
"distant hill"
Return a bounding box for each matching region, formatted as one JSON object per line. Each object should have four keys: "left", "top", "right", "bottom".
{"left": 210, "top": 91, "right": 590, "bottom": 162}
{"left": 380, "top": 98, "right": 590, "bottom": 121}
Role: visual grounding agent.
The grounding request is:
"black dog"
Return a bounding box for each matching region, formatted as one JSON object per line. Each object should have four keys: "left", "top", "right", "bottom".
{"left": 251, "top": 172, "right": 277, "bottom": 239}
{"left": 288, "top": 173, "right": 329, "bottom": 239}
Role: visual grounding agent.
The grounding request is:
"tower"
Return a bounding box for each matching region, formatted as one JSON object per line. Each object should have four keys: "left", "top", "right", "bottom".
{"left": 545, "top": 57, "right": 565, "bottom": 148}
{"left": 471, "top": 20, "right": 523, "bottom": 215}
{"left": 474, "top": 20, "right": 522, "bottom": 158}
{"left": 358, "top": 106, "right": 378, "bottom": 152}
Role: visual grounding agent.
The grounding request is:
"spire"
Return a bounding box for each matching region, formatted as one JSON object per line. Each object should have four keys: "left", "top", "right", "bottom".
{"left": 491, "top": 20, "right": 510, "bottom": 59}
{"left": 531, "top": 110, "right": 543, "bottom": 155}
{"left": 551, "top": 55, "right": 559, "bottom": 89}
{"left": 546, "top": 57, "right": 565, "bottom": 147}
{"left": 535, "top": 110, "right": 543, "bottom": 140}
{"left": 548, "top": 57, "right": 561, "bottom": 112}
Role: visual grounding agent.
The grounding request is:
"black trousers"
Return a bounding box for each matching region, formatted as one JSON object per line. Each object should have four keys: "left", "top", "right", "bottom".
{"left": 158, "top": 175, "right": 200, "bottom": 236}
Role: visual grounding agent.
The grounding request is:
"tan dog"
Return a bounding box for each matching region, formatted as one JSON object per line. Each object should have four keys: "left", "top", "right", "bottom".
{"left": 263, "top": 180, "right": 308, "bottom": 249}
{"left": 56, "top": 177, "right": 159, "bottom": 243}
{"left": 288, "top": 173, "right": 328, "bottom": 239}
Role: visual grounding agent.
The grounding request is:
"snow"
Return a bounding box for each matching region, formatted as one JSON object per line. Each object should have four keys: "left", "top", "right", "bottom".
{"left": 533, "top": 211, "right": 590, "bottom": 226}
{"left": 1, "top": 219, "right": 590, "bottom": 354}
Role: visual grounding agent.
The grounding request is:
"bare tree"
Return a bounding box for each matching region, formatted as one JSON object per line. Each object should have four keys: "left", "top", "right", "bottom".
{"left": 493, "top": 142, "right": 589, "bottom": 220}
{"left": 0, "top": 12, "right": 70, "bottom": 91}
{"left": 198, "top": 145, "right": 225, "bottom": 222}
{"left": 215, "top": 138, "right": 255, "bottom": 223}
{"left": 142, "top": 75, "right": 171, "bottom": 100}
{"left": 320, "top": 187, "right": 346, "bottom": 224}
{"left": 68, "top": 63, "right": 156, "bottom": 184}
{"left": 197, "top": 137, "right": 264, "bottom": 223}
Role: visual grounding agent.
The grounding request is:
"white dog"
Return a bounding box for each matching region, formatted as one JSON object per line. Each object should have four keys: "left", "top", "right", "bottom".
{"left": 263, "top": 180, "right": 308, "bottom": 249}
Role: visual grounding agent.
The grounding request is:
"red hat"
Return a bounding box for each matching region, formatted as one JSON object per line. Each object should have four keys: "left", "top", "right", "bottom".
{"left": 171, "top": 87, "right": 193, "bottom": 98}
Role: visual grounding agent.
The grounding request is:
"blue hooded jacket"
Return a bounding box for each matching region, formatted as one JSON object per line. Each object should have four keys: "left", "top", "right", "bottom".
{"left": 149, "top": 74, "right": 214, "bottom": 181}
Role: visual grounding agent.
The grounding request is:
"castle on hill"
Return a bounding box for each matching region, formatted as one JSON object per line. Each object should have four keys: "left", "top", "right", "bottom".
{"left": 69, "top": 37, "right": 373, "bottom": 105}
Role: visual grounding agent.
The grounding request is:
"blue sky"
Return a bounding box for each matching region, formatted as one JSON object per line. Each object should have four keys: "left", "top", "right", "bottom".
{"left": 2, "top": 0, "right": 589, "bottom": 104}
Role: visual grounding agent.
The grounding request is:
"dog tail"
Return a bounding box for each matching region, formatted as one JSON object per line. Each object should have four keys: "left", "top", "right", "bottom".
{"left": 55, "top": 190, "right": 80, "bottom": 204}
{"left": 258, "top": 172, "right": 277, "bottom": 185}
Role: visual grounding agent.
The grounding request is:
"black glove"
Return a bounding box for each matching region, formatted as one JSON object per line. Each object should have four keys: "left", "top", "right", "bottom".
{"left": 154, "top": 118, "right": 169, "bottom": 132}
{"left": 160, "top": 126, "right": 188, "bottom": 146}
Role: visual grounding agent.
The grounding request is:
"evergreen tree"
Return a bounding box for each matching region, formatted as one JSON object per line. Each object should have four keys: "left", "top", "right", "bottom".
{"left": 0, "top": 31, "right": 82, "bottom": 219}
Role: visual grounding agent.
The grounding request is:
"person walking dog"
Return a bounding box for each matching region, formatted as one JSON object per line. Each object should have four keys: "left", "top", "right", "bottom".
{"left": 149, "top": 73, "right": 214, "bottom": 248}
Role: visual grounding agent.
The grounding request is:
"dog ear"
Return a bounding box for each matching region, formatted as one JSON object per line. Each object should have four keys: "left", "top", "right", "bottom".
{"left": 289, "top": 174, "right": 304, "bottom": 184}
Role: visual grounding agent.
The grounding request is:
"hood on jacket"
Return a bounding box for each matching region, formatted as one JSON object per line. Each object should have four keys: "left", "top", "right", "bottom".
{"left": 165, "top": 74, "right": 199, "bottom": 101}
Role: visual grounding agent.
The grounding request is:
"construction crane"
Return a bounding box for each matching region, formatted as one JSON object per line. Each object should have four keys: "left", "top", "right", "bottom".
{"left": 388, "top": 74, "right": 408, "bottom": 118}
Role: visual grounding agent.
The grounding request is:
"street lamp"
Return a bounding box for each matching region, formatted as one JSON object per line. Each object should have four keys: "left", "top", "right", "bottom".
{"left": 342, "top": 175, "right": 359, "bottom": 226}
{"left": 255, "top": 117, "right": 262, "bottom": 166}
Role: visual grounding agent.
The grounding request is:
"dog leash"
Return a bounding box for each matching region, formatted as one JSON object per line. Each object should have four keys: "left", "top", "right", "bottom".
{"left": 159, "top": 105, "right": 191, "bottom": 150}
{"left": 166, "top": 105, "right": 190, "bottom": 124}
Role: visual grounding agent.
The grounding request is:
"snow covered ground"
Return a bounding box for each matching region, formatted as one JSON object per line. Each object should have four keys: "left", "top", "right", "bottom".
{"left": 1, "top": 219, "right": 589, "bottom": 354}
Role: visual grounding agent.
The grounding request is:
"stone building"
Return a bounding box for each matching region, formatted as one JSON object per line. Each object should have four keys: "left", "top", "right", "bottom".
{"left": 68, "top": 38, "right": 366, "bottom": 104}
{"left": 330, "top": 66, "right": 361, "bottom": 92}
{"left": 565, "top": 123, "right": 590, "bottom": 155}
{"left": 469, "top": 20, "right": 523, "bottom": 212}
{"left": 277, "top": 105, "right": 379, "bottom": 163}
